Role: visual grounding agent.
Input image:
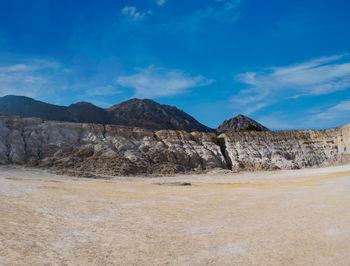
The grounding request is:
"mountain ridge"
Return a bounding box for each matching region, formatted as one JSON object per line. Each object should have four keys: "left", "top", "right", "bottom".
{"left": 0, "top": 95, "right": 267, "bottom": 133}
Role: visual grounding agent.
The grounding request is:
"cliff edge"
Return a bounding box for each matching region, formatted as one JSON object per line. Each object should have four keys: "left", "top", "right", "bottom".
{"left": 0, "top": 115, "right": 349, "bottom": 177}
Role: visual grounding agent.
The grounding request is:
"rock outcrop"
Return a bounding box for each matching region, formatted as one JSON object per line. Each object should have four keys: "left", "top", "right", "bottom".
{"left": 219, "top": 127, "right": 350, "bottom": 171}
{"left": 0, "top": 115, "right": 224, "bottom": 176}
{"left": 0, "top": 115, "right": 349, "bottom": 177}
{"left": 217, "top": 114, "right": 269, "bottom": 133}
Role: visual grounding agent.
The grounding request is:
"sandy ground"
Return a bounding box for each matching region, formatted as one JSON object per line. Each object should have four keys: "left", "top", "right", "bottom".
{"left": 1, "top": 166, "right": 350, "bottom": 265}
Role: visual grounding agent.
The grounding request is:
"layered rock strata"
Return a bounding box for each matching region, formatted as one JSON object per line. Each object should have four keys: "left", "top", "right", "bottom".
{"left": 220, "top": 126, "right": 350, "bottom": 171}
{"left": 0, "top": 115, "right": 349, "bottom": 176}
{"left": 0, "top": 116, "right": 225, "bottom": 176}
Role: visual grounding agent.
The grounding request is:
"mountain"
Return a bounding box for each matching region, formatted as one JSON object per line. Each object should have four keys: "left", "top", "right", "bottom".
{"left": 0, "top": 95, "right": 214, "bottom": 132}
{"left": 67, "top": 102, "right": 109, "bottom": 124}
{"left": 0, "top": 95, "right": 73, "bottom": 122}
{"left": 217, "top": 114, "right": 269, "bottom": 133}
{"left": 107, "top": 98, "right": 214, "bottom": 132}
{"left": 0, "top": 95, "right": 108, "bottom": 124}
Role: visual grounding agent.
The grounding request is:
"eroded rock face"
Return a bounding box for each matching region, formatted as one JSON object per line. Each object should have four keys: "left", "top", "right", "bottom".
{"left": 0, "top": 116, "right": 225, "bottom": 176}
{"left": 0, "top": 115, "right": 349, "bottom": 176}
{"left": 220, "top": 126, "right": 350, "bottom": 171}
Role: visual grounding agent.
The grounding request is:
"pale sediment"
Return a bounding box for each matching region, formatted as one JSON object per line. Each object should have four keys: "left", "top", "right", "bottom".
{"left": 0, "top": 115, "right": 349, "bottom": 176}
{"left": 1, "top": 165, "right": 350, "bottom": 265}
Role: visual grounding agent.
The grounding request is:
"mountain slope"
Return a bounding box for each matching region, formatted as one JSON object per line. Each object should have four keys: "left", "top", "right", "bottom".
{"left": 108, "top": 98, "right": 214, "bottom": 132}
{"left": 67, "top": 102, "right": 110, "bottom": 124}
{"left": 0, "top": 95, "right": 109, "bottom": 124}
{"left": 0, "top": 95, "right": 73, "bottom": 121}
{"left": 0, "top": 95, "right": 214, "bottom": 132}
{"left": 217, "top": 114, "right": 269, "bottom": 133}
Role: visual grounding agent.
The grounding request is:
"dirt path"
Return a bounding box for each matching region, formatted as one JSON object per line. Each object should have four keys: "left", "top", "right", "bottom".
{"left": 1, "top": 165, "right": 350, "bottom": 265}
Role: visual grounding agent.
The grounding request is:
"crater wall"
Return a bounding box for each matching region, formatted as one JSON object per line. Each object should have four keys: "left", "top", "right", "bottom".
{"left": 0, "top": 115, "right": 349, "bottom": 176}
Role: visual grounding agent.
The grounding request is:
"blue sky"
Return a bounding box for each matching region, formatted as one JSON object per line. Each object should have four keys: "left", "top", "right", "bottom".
{"left": 0, "top": 0, "right": 350, "bottom": 129}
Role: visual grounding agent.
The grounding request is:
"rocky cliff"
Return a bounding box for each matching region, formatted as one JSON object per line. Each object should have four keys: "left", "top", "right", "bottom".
{"left": 219, "top": 126, "right": 350, "bottom": 171}
{"left": 0, "top": 115, "right": 224, "bottom": 176}
{"left": 0, "top": 115, "right": 349, "bottom": 177}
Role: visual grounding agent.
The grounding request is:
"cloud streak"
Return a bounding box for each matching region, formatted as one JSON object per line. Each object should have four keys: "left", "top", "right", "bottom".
{"left": 0, "top": 56, "right": 125, "bottom": 103}
{"left": 312, "top": 100, "right": 350, "bottom": 121}
{"left": 85, "top": 85, "right": 122, "bottom": 96}
{"left": 155, "top": 0, "right": 167, "bottom": 6}
{"left": 186, "top": 0, "right": 242, "bottom": 29}
{"left": 121, "top": 6, "right": 151, "bottom": 22}
{"left": 116, "top": 66, "right": 214, "bottom": 98}
{"left": 0, "top": 59, "right": 64, "bottom": 98}
{"left": 232, "top": 55, "right": 350, "bottom": 114}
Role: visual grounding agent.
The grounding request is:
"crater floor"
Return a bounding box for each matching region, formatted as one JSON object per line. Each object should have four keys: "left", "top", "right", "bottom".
{"left": 1, "top": 165, "right": 350, "bottom": 265}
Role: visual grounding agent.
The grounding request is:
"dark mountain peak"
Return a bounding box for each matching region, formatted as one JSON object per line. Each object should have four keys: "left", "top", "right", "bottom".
{"left": 217, "top": 114, "right": 269, "bottom": 133}
{"left": 0, "top": 95, "right": 108, "bottom": 124}
{"left": 0, "top": 95, "right": 214, "bottom": 132}
{"left": 0, "top": 94, "right": 72, "bottom": 121}
{"left": 108, "top": 98, "right": 160, "bottom": 110}
{"left": 129, "top": 98, "right": 156, "bottom": 103}
{"left": 0, "top": 95, "right": 67, "bottom": 109}
{"left": 1, "top": 94, "right": 29, "bottom": 99}
{"left": 67, "top": 102, "right": 109, "bottom": 124}
{"left": 108, "top": 98, "right": 214, "bottom": 132}
{"left": 69, "top": 101, "right": 96, "bottom": 107}
{"left": 1, "top": 95, "right": 40, "bottom": 103}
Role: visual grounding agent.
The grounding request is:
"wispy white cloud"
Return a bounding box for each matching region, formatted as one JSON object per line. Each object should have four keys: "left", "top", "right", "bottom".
{"left": 257, "top": 112, "right": 304, "bottom": 130}
{"left": 0, "top": 55, "right": 128, "bottom": 101}
{"left": 312, "top": 100, "right": 350, "bottom": 121}
{"left": 154, "top": 0, "right": 242, "bottom": 34}
{"left": 116, "top": 65, "right": 215, "bottom": 98}
{"left": 85, "top": 85, "right": 122, "bottom": 96}
{"left": 121, "top": 6, "right": 151, "bottom": 22}
{"left": 116, "top": 0, "right": 242, "bottom": 39}
{"left": 232, "top": 55, "right": 350, "bottom": 114}
{"left": 185, "top": 0, "right": 242, "bottom": 29}
{"left": 0, "top": 59, "right": 64, "bottom": 98}
{"left": 155, "top": 0, "right": 167, "bottom": 6}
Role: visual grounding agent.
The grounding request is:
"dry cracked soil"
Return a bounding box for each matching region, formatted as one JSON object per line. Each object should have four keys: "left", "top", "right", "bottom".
{"left": 1, "top": 165, "right": 350, "bottom": 265}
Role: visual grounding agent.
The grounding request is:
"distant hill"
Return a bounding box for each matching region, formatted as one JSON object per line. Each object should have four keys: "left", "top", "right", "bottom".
{"left": 107, "top": 98, "right": 214, "bottom": 132}
{"left": 0, "top": 95, "right": 73, "bottom": 122}
{"left": 217, "top": 114, "right": 269, "bottom": 133}
{"left": 67, "top": 102, "right": 110, "bottom": 124}
{"left": 0, "top": 95, "right": 109, "bottom": 124}
{"left": 0, "top": 95, "right": 213, "bottom": 132}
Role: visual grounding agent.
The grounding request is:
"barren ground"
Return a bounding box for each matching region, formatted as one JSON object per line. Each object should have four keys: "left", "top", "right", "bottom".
{"left": 1, "top": 165, "right": 350, "bottom": 265}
